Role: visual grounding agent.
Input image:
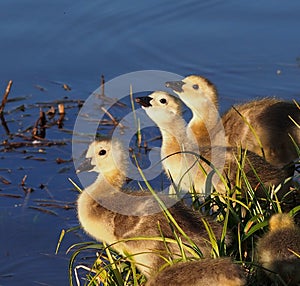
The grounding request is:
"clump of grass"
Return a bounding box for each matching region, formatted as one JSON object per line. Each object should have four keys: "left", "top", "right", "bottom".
{"left": 67, "top": 240, "right": 145, "bottom": 286}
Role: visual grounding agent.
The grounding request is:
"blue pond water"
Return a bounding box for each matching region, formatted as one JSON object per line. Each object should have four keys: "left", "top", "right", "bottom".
{"left": 0, "top": 1, "right": 300, "bottom": 285}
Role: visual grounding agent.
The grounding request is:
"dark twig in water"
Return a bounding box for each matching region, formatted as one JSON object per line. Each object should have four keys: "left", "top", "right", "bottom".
{"left": 49, "top": 80, "right": 71, "bottom": 91}
{"left": 34, "top": 84, "right": 47, "bottom": 92}
{"left": 0, "top": 140, "right": 67, "bottom": 151}
{"left": 148, "top": 135, "right": 163, "bottom": 142}
{"left": 36, "top": 202, "right": 74, "bottom": 210}
{"left": 0, "top": 193, "right": 22, "bottom": 198}
{"left": 93, "top": 74, "right": 126, "bottom": 107}
{"left": 36, "top": 99, "right": 84, "bottom": 106}
{"left": 0, "top": 80, "right": 13, "bottom": 114}
{"left": 57, "top": 103, "right": 65, "bottom": 128}
{"left": 23, "top": 155, "right": 46, "bottom": 161}
{"left": 0, "top": 176, "right": 11, "bottom": 185}
{"left": 21, "top": 175, "right": 27, "bottom": 187}
{"left": 0, "top": 116, "right": 10, "bottom": 135}
{"left": 94, "top": 74, "right": 105, "bottom": 99}
{"left": 32, "top": 109, "right": 47, "bottom": 139}
{"left": 101, "top": 74, "right": 105, "bottom": 97}
{"left": 0, "top": 80, "right": 13, "bottom": 135}
{"left": 46, "top": 106, "right": 56, "bottom": 118}
{"left": 63, "top": 83, "right": 71, "bottom": 91}
{"left": 56, "top": 157, "right": 72, "bottom": 164}
{"left": 19, "top": 174, "right": 34, "bottom": 194}
{"left": 34, "top": 198, "right": 76, "bottom": 205}
{"left": 143, "top": 141, "right": 151, "bottom": 153}
{"left": 28, "top": 206, "right": 58, "bottom": 216}
{"left": 100, "top": 106, "right": 125, "bottom": 128}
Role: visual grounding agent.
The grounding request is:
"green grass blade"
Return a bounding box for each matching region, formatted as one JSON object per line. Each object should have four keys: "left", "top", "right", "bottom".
{"left": 68, "top": 177, "right": 83, "bottom": 193}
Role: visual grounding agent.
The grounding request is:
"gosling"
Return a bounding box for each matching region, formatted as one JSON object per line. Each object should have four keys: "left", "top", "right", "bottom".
{"left": 146, "top": 258, "right": 246, "bottom": 286}
{"left": 166, "top": 75, "right": 300, "bottom": 167}
{"left": 77, "top": 138, "right": 228, "bottom": 278}
{"left": 136, "top": 91, "right": 292, "bottom": 197}
{"left": 256, "top": 213, "right": 300, "bottom": 285}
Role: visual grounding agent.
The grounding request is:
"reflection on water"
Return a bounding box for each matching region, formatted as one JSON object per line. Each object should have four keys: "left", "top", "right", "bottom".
{"left": 0, "top": 0, "right": 300, "bottom": 285}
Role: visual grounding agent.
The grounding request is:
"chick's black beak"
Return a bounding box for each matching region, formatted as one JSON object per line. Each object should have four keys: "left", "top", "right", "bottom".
{"left": 76, "top": 157, "right": 93, "bottom": 174}
{"left": 135, "top": 96, "right": 153, "bottom": 108}
{"left": 165, "top": 80, "right": 185, "bottom": 93}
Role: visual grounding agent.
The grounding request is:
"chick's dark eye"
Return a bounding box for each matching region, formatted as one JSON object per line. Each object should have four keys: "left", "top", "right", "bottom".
{"left": 160, "top": 98, "right": 167, "bottom": 104}
{"left": 192, "top": 84, "right": 199, "bottom": 90}
{"left": 99, "top": 149, "right": 106, "bottom": 156}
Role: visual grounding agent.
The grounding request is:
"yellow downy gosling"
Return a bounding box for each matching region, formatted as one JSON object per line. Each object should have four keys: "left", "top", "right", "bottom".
{"left": 166, "top": 75, "right": 300, "bottom": 167}
{"left": 146, "top": 258, "right": 246, "bottom": 286}
{"left": 256, "top": 213, "right": 300, "bottom": 285}
{"left": 136, "top": 91, "right": 292, "bottom": 197}
{"left": 77, "top": 138, "right": 228, "bottom": 278}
